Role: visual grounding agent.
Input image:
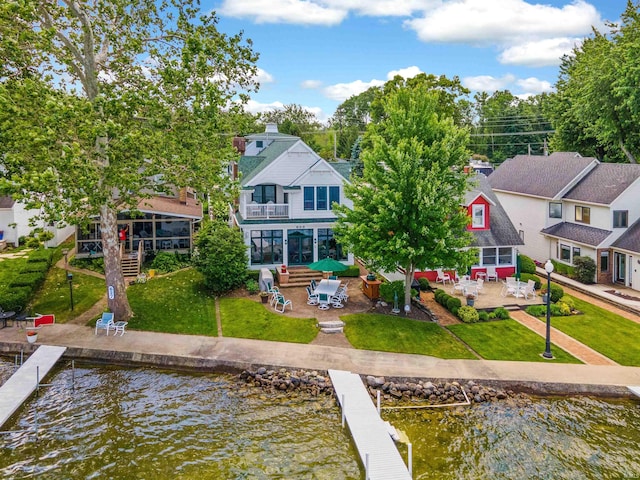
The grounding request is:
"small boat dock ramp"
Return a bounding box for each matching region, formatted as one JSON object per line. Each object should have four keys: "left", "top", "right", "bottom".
{"left": 0, "top": 345, "right": 67, "bottom": 428}
{"left": 329, "top": 369, "right": 411, "bottom": 480}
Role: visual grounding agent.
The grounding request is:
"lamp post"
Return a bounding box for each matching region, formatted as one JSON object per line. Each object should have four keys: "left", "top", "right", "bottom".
{"left": 62, "top": 248, "right": 69, "bottom": 266}
{"left": 67, "top": 272, "right": 74, "bottom": 311}
{"left": 542, "top": 259, "right": 554, "bottom": 359}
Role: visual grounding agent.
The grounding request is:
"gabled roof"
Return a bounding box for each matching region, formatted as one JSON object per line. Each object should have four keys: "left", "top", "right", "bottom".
{"left": 488, "top": 152, "right": 598, "bottom": 199}
{"left": 238, "top": 139, "right": 299, "bottom": 184}
{"left": 331, "top": 160, "right": 352, "bottom": 180}
{"left": 563, "top": 163, "right": 640, "bottom": 205}
{"left": 136, "top": 196, "right": 202, "bottom": 219}
{"left": 468, "top": 174, "right": 523, "bottom": 248}
{"left": 540, "top": 222, "right": 612, "bottom": 247}
{"left": 0, "top": 196, "right": 15, "bottom": 209}
{"left": 611, "top": 217, "right": 640, "bottom": 254}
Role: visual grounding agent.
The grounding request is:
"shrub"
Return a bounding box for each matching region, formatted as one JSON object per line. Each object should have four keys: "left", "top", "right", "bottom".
{"left": 70, "top": 256, "right": 105, "bottom": 274}
{"left": 551, "top": 260, "right": 575, "bottom": 277}
{"left": 151, "top": 251, "right": 190, "bottom": 274}
{"left": 27, "top": 248, "right": 54, "bottom": 265}
{"left": 558, "top": 296, "right": 576, "bottom": 311}
{"left": 541, "top": 283, "right": 564, "bottom": 303}
{"left": 525, "top": 305, "right": 546, "bottom": 317}
{"left": 451, "top": 306, "right": 459, "bottom": 317}
{"left": 446, "top": 296, "right": 462, "bottom": 312}
{"left": 9, "top": 271, "right": 46, "bottom": 290}
{"left": 339, "top": 265, "right": 361, "bottom": 277}
{"left": 573, "top": 256, "right": 596, "bottom": 284}
{"left": 478, "top": 310, "right": 490, "bottom": 322}
{"left": 519, "top": 255, "right": 536, "bottom": 274}
{"left": 434, "top": 289, "right": 446, "bottom": 304}
{"left": 0, "top": 287, "right": 32, "bottom": 312}
{"left": 245, "top": 279, "right": 260, "bottom": 294}
{"left": 554, "top": 302, "right": 572, "bottom": 316}
{"left": 246, "top": 269, "right": 261, "bottom": 281}
{"left": 192, "top": 221, "right": 248, "bottom": 294}
{"left": 21, "top": 262, "right": 50, "bottom": 273}
{"left": 492, "top": 307, "right": 510, "bottom": 320}
{"left": 518, "top": 273, "right": 541, "bottom": 289}
{"left": 418, "top": 277, "right": 430, "bottom": 291}
{"left": 457, "top": 306, "right": 480, "bottom": 323}
{"left": 379, "top": 280, "right": 405, "bottom": 303}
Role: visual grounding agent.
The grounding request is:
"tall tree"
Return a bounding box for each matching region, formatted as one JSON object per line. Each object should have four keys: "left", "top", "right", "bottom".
{"left": 0, "top": 0, "right": 258, "bottom": 320}
{"left": 333, "top": 84, "right": 475, "bottom": 312}
{"left": 330, "top": 86, "right": 378, "bottom": 158}
{"left": 259, "top": 104, "right": 324, "bottom": 152}
{"left": 549, "top": 1, "right": 640, "bottom": 163}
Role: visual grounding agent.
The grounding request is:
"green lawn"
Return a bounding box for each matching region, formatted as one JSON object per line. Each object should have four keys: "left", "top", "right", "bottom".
{"left": 127, "top": 268, "right": 217, "bottom": 335}
{"left": 218, "top": 297, "right": 318, "bottom": 343}
{"left": 342, "top": 314, "right": 477, "bottom": 359}
{"left": 540, "top": 296, "right": 640, "bottom": 366}
{"left": 0, "top": 253, "right": 30, "bottom": 296}
{"left": 31, "top": 266, "right": 105, "bottom": 323}
{"left": 447, "top": 319, "right": 581, "bottom": 363}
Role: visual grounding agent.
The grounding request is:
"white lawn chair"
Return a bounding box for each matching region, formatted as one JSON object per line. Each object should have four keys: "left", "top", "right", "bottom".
{"left": 306, "top": 286, "right": 319, "bottom": 305}
{"left": 95, "top": 312, "right": 115, "bottom": 335}
{"left": 451, "top": 280, "right": 466, "bottom": 295}
{"left": 501, "top": 277, "right": 517, "bottom": 297}
{"left": 436, "top": 268, "right": 452, "bottom": 285}
{"left": 519, "top": 280, "right": 537, "bottom": 299}
{"left": 476, "top": 278, "right": 484, "bottom": 295}
{"left": 274, "top": 295, "right": 293, "bottom": 313}
{"left": 486, "top": 266, "right": 499, "bottom": 282}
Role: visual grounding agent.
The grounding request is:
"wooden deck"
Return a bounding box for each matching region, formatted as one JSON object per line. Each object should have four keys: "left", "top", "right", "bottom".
{"left": 0, "top": 345, "right": 67, "bottom": 428}
{"left": 329, "top": 369, "right": 411, "bottom": 480}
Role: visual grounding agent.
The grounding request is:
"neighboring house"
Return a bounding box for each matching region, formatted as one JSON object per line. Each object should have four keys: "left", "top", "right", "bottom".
{"left": 0, "top": 196, "right": 75, "bottom": 247}
{"left": 416, "top": 173, "right": 523, "bottom": 281}
{"left": 489, "top": 152, "right": 640, "bottom": 291}
{"left": 75, "top": 188, "right": 202, "bottom": 258}
{"left": 230, "top": 124, "right": 354, "bottom": 270}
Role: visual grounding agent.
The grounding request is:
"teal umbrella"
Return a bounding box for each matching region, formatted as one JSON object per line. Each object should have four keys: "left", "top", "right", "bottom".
{"left": 307, "top": 257, "right": 349, "bottom": 273}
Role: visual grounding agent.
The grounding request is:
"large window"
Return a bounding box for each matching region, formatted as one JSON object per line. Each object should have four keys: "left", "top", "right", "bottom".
{"left": 572, "top": 246, "right": 581, "bottom": 259}
{"left": 472, "top": 205, "right": 485, "bottom": 228}
{"left": 317, "top": 228, "right": 347, "bottom": 261}
{"left": 250, "top": 230, "right": 283, "bottom": 265}
{"left": 600, "top": 251, "right": 609, "bottom": 272}
{"left": 252, "top": 185, "right": 276, "bottom": 204}
{"left": 316, "top": 186, "right": 328, "bottom": 210}
{"left": 303, "top": 187, "right": 314, "bottom": 210}
{"left": 329, "top": 186, "right": 340, "bottom": 208}
{"left": 613, "top": 210, "right": 628, "bottom": 228}
{"left": 482, "top": 247, "right": 496, "bottom": 266}
{"left": 560, "top": 244, "right": 571, "bottom": 261}
{"left": 498, "top": 247, "right": 512, "bottom": 265}
{"left": 304, "top": 186, "right": 339, "bottom": 211}
{"left": 481, "top": 247, "right": 513, "bottom": 266}
{"left": 575, "top": 206, "right": 590, "bottom": 224}
{"left": 549, "top": 202, "right": 562, "bottom": 218}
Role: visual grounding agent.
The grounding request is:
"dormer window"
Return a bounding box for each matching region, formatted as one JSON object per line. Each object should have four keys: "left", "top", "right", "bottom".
{"left": 256, "top": 140, "right": 263, "bottom": 148}
{"left": 575, "top": 206, "right": 590, "bottom": 224}
{"left": 472, "top": 204, "right": 485, "bottom": 228}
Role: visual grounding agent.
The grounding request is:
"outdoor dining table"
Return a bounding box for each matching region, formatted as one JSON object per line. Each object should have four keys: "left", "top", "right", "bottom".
{"left": 0, "top": 311, "right": 16, "bottom": 329}
{"left": 313, "top": 279, "right": 342, "bottom": 309}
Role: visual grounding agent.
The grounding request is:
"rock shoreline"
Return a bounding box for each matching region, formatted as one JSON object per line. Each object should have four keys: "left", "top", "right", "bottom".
{"left": 240, "top": 367, "right": 530, "bottom": 405}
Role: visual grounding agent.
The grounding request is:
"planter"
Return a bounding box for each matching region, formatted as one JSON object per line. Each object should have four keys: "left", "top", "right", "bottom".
{"left": 541, "top": 293, "right": 549, "bottom": 304}
{"left": 366, "top": 274, "right": 376, "bottom": 281}
{"left": 260, "top": 293, "right": 269, "bottom": 304}
{"left": 26, "top": 332, "right": 38, "bottom": 343}
{"left": 466, "top": 297, "right": 475, "bottom": 307}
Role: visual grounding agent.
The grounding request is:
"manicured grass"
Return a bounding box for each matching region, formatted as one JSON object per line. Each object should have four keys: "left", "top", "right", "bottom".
{"left": 447, "top": 319, "right": 581, "bottom": 363}
{"left": 31, "top": 267, "right": 105, "bottom": 323}
{"left": 127, "top": 268, "right": 217, "bottom": 335}
{"left": 218, "top": 297, "right": 318, "bottom": 343}
{"left": 541, "top": 295, "right": 640, "bottom": 366}
{"left": 0, "top": 254, "right": 30, "bottom": 296}
{"left": 342, "top": 314, "right": 477, "bottom": 359}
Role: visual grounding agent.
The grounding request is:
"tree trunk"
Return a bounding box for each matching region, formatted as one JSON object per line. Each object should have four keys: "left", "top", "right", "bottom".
{"left": 100, "top": 205, "right": 133, "bottom": 321}
{"left": 404, "top": 265, "right": 415, "bottom": 313}
{"left": 619, "top": 139, "right": 637, "bottom": 164}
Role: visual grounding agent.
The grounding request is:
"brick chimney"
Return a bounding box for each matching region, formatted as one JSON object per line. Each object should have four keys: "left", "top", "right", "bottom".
{"left": 233, "top": 136, "right": 246, "bottom": 154}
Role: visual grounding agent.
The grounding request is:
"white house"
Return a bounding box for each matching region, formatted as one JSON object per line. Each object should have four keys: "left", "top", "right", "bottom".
{"left": 0, "top": 196, "right": 75, "bottom": 247}
{"left": 488, "top": 152, "right": 640, "bottom": 290}
{"left": 230, "top": 124, "right": 353, "bottom": 270}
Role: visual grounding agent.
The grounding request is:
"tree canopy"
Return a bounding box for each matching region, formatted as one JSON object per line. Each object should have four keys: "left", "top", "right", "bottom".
{"left": 548, "top": 1, "right": 640, "bottom": 163}
{"left": 0, "top": 0, "right": 258, "bottom": 319}
{"left": 333, "top": 84, "right": 475, "bottom": 311}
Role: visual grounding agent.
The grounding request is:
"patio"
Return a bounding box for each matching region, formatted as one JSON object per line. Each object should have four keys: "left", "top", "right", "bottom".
{"left": 434, "top": 278, "right": 545, "bottom": 310}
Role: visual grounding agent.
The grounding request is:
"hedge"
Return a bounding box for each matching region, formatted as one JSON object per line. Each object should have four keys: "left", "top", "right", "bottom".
{"left": 20, "top": 262, "right": 50, "bottom": 273}
{"left": 0, "top": 287, "right": 32, "bottom": 312}
{"left": 339, "top": 265, "right": 361, "bottom": 277}
{"left": 9, "top": 271, "right": 46, "bottom": 290}
{"left": 26, "top": 248, "right": 54, "bottom": 265}
{"left": 518, "top": 254, "right": 537, "bottom": 274}
{"left": 379, "top": 280, "right": 405, "bottom": 303}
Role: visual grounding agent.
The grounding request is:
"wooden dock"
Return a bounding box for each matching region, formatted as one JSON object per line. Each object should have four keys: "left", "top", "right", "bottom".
{"left": 0, "top": 345, "right": 67, "bottom": 428}
{"left": 329, "top": 369, "right": 411, "bottom": 480}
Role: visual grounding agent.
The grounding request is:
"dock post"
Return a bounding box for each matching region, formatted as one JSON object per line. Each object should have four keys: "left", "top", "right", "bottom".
{"left": 408, "top": 443, "right": 412, "bottom": 478}
{"left": 341, "top": 394, "right": 345, "bottom": 427}
{"left": 377, "top": 390, "right": 380, "bottom": 414}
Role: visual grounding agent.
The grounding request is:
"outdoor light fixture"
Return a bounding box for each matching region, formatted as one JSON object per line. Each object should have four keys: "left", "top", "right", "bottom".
{"left": 542, "top": 259, "right": 554, "bottom": 359}
{"left": 62, "top": 248, "right": 69, "bottom": 265}
{"left": 67, "top": 272, "right": 74, "bottom": 311}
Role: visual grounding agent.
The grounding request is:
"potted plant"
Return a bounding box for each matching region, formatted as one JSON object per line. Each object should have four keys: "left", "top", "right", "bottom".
{"left": 259, "top": 291, "right": 269, "bottom": 303}
{"left": 26, "top": 329, "right": 38, "bottom": 343}
{"left": 466, "top": 294, "right": 475, "bottom": 307}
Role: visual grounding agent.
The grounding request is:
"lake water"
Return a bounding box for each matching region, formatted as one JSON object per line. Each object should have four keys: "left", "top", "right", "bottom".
{"left": 1, "top": 361, "right": 640, "bottom": 479}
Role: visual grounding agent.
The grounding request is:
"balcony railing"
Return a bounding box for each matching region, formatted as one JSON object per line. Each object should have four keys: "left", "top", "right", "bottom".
{"left": 244, "top": 203, "right": 289, "bottom": 219}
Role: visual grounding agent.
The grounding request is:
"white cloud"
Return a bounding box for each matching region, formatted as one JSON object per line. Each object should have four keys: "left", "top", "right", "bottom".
{"left": 515, "top": 77, "right": 553, "bottom": 94}
{"left": 499, "top": 37, "right": 582, "bottom": 67}
{"left": 386, "top": 65, "right": 422, "bottom": 80}
{"left": 462, "top": 74, "right": 516, "bottom": 92}
{"left": 405, "top": 0, "right": 602, "bottom": 45}
{"left": 255, "top": 68, "right": 275, "bottom": 84}
{"left": 245, "top": 99, "right": 286, "bottom": 115}
{"left": 218, "top": 0, "right": 346, "bottom": 25}
{"left": 322, "top": 0, "right": 435, "bottom": 17}
{"left": 301, "top": 79, "right": 323, "bottom": 89}
{"left": 323, "top": 79, "right": 385, "bottom": 101}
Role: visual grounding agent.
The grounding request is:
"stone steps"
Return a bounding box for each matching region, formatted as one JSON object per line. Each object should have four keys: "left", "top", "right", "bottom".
{"left": 318, "top": 320, "right": 345, "bottom": 334}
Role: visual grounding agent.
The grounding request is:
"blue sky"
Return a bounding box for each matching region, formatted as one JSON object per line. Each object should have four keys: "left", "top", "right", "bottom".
{"left": 209, "top": 0, "right": 627, "bottom": 123}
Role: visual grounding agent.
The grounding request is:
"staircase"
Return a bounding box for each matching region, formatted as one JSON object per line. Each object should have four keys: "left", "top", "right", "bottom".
{"left": 279, "top": 266, "right": 323, "bottom": 288}
{"left": 121, "top": 253, "right": 140, "bottom": 277}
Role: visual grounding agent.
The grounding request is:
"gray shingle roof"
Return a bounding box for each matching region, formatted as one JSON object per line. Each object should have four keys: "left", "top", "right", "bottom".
{"left": 611, "top": 217, "right": 640, "bottom": 254}
{"left": 563, "top": 163, "right": 640, "bottom": 204}
{"left": 239, "top": 139, "right": 299, "bottom": 184}
{"left": 468, "top": 174, "right": 524, "bottom": 248}
{"left": 488, "top": 152, "right": 597, "bottom": 199}
{"left": 540, "top": 222, "right": 612, "bottom": 246}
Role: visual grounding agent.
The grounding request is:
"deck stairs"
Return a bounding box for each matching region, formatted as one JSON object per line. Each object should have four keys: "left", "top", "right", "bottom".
{"left": 279, "top": 267, "right": 323, "bottom": 288}
{"left": 119, "top": 243, "right": 142, "bottom": 277}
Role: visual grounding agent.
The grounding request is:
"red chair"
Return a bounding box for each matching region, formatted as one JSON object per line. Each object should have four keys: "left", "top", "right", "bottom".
{"left": 32, "top": 314, "right": 55, "bottom": 327}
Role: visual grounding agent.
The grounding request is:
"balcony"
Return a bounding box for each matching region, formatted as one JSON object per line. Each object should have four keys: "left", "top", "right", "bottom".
{"left": 244, "top": 203, "right": 289, "bottom": 219}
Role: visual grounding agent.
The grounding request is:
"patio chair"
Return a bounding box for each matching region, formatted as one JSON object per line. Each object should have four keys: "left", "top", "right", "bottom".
{"left": 270, "top": 292, "right": 284, "bottom": 307}
{"left": 520, "top": 280, "right": 537, "bottom": 299}
{"left": 95, "top": 312, "right": 115, "bottom": 336}
{"left": 476, "top": 278, "right": 484, "bottom": 295}
{"left": 328, "top": 275, "right": 338, "bottom": 280}
{"left": 501, "top": 277, "right": 518, "bottom": 297}
{"left": 486, "top": 266, "right": 498, "bottom": 282}
{"left": 274, "top": 296, "right": 293, "bottom": 313}
{"left": 436, "top": 268, "right": 452, "bottom": 285}
{"left": 26, "top": 313, "right": 56, "bottom": 328}
{"left": 317, "top": 293, "right": 330, "bottom": 310}
{"left": 310, "top": 279, "right": 317, "bottom": 291}
{"left": 306, "top": 286, "right": 319, "bottom": 305}
{"left": 330, "top": 295, "right": 344, "bottom": 308}
{"left": 266, "top": 282, "right": 279, "bottom": 300}
{"left": 451, "top": 280, "right": 466, "bottom": 296}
